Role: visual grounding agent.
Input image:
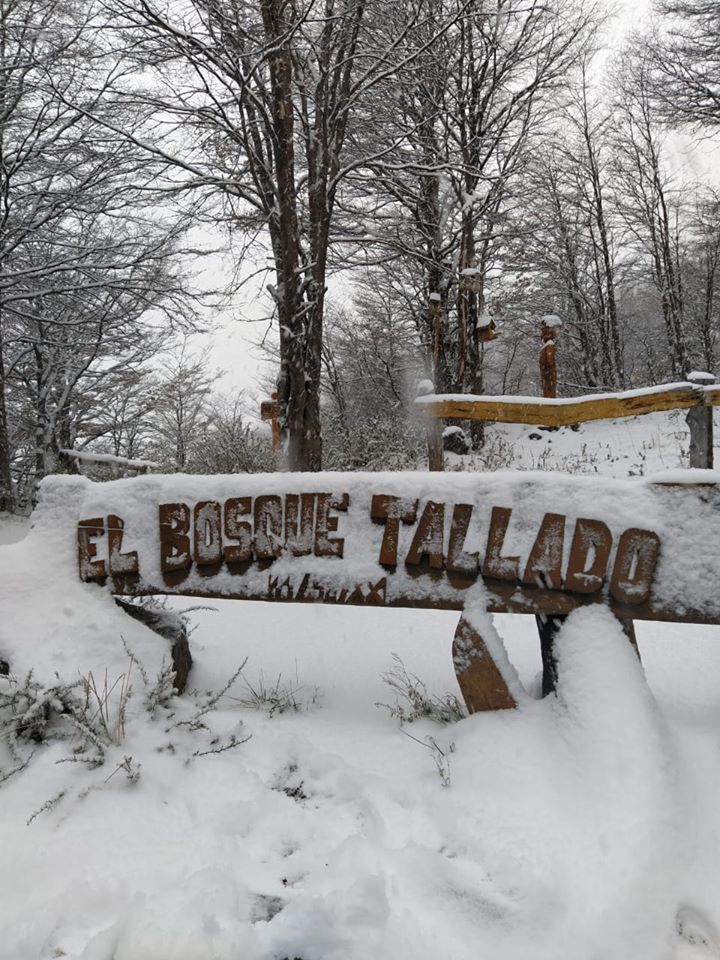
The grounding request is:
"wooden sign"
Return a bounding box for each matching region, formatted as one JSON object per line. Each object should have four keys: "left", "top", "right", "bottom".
{"left": 70, "top": 471, "right": 720, "bottom": 621}
{"left": 58, "top": 471, "right": 720, "bottom": 712}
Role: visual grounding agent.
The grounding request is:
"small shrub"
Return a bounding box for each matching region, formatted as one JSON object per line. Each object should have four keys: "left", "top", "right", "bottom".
{"left": 402, "top": 729, "right": 455, "bottom": 787}
{"left": 0, "top": 670, "right": 117, "bottom": 776}
{"left": 104, "top": 755, "right": 142, "bottom": 785}
{"left": 81, "top": 665, "right": 133, "bottom": 745}
{"left": 376, "top": 654, "right": 465, "bottom": 724}
{"left": 232, "top": 666, "right": 320, "bottom": 717}
{"left": 170, "top": 660, "right": 248, "bottom": 732}
{"left": 0, "top": 643, "right": 254, "bottom": 812}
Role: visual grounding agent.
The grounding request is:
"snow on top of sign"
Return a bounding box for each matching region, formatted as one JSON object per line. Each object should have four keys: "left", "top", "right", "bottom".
{"left": 541, "top": 314, "right": 562, "bottom": 328}
{"left": 647, "top": 467, "right": 720, "bottom": 484}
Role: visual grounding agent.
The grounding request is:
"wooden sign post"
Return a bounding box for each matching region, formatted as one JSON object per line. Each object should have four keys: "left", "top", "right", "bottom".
{"left": 260, "top": 392, "right": 281, "bottom": 451}
{"left": 417, "top": 379, "right": 444, "bottom": 472}
{"left": 539, "top": 315, "right": 561, "bottom": 399}
{"left": 686, "top": 372, "right": 715, "bottom": 468}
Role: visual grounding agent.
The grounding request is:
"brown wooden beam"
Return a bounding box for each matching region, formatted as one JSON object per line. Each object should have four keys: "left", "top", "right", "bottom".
{"left": 416, "top": 382, "right": 705, "bottom": 427}
{"left": 107, "top": 576, "right": 720, "bottom": 627}
{"left": 703, "top": 385, "right": 720, "bottom": 407}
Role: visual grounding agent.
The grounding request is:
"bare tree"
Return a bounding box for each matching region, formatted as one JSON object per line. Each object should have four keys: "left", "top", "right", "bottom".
{"left": 683, "top": 188, "right": 720, "bottom": 371}
{"left": 321, "top": 293, "right": 425, "bottom": 468}
{"left": 146, "top": 342, "right": 215, "bottom": 472}
{"left": 613, "top": 57, "right": 689, "bottom": 378}
{"left": 191, "top": 395, "right": 277, "bottom": 474}
{"left": 341, "top": 0, "right": 599, "bottom": 414}
{"left": 0, "top": 0, "right": 202, "bottom": 507}
{"left": 103, "top": 0, "right": 479, "bottom": 470}
{"left": 644, "top": 1, "right": 720, "bottom": 128}
{"left": 502, "top": 69, "right": 629, "bottom": 392}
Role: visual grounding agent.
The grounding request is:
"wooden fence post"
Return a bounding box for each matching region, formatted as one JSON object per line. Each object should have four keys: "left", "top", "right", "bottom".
{"left": 539, "top": 315, "right": 562, "bottom": 399}
{"left": 427, "top": 422, "right": 444, "bottom": 471}
{"left": 686, "top": 371, "right": 715, "bottom": 469}
{"left": 417, "top": 379, "right": 444, "bottom": 472}
{"left": 260, "top": 392, "right": 281, "bottom": 451}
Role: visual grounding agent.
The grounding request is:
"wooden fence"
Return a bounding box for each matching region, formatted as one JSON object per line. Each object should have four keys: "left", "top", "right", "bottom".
{"left": 416, "top": 376, "right": 718, "bottom": 471}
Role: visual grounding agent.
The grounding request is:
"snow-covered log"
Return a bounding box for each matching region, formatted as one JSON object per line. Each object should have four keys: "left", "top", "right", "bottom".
{"left": 416, "top": 380, "right": 718, "bottom": 427}
{"left": 60, "top": 449, "right": 159, "bottom": 474}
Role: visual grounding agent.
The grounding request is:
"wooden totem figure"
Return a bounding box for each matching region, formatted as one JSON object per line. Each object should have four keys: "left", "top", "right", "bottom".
{"left": 539, "top": 315, "right": 562, "bottom": 399}
{"left": 260, "top": 392, "right": 281, "bottom": 451}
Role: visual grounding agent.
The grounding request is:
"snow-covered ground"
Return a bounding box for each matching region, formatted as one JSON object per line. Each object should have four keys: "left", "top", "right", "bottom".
{"left": 0, "top": 512, "right": 30, "bottom": 545}
{"left": 450, "top": 407, "right": 707, "bottom": 476}
{"left": 3, "top": 412, "right": 720, "bottom": 960}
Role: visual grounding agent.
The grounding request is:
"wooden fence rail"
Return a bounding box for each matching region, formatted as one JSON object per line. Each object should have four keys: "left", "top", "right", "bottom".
{"left": 416, "top": 377, "right": 718, "bottom": 470}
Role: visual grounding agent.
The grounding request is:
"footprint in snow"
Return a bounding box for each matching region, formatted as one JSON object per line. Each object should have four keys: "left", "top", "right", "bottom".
{"left": 676, "top": 906, "right": 720, "bottom": 957}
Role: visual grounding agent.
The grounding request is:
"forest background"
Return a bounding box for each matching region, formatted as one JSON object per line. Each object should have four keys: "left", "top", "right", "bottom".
{"left": 1, "top": 0, "right": 718, "bottom": 509}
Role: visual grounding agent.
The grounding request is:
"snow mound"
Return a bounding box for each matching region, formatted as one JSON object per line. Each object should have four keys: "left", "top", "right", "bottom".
{"left": 0, "top": 478, "right": 175, "bottom": 689}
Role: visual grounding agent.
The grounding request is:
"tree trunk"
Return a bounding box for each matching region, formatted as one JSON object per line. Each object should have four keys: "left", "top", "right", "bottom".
{"left": 261, "top": 0, "right": 307, "bottom": 472}
{"left": 0, "top": 315, "right": 13, "bottom": 512}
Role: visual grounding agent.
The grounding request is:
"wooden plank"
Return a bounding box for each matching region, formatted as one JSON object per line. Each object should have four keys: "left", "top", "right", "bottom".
{"left": 452, "top": 615, "right": 517, "bottom": 712}
{"left": 107, "top": 576, "right": 720, "bottom": 626}
{"left": 417, "top": 383, "right": 704, "bottom": 426}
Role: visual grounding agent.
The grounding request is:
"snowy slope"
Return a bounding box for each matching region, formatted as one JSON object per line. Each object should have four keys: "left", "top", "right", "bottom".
{"left": 449, "top": 408, "right": 710, "bottom": 476}
{"left": 2, "top": 413, "right": 720, "bottom": 960}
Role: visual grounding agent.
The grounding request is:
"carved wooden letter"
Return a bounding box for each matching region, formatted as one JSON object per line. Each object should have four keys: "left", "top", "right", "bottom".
{"left": 522, "top": 512, "right": 565, "bottom": 590}
{"left": 224, "top": 497, "right": 252, "bottom": 564}
{"left": 285, "top": 493, "right": 316, "bottom": 556}
{"left": 447, "top": 504, "right": 479, "bottom": 577}
{"left": 565, "top": 518, "right": 612, "bottom": 594}
{"left": 405, "top": 501, "right": 445, "bottom": 570}
{"left": 315, "top": 493, "right": 349, "bottom": 558}
{"left": 254, "top": 495, "right": 283, "bottom": 560}
{"left": 159, "top": 503, "right": 191, "bottom": 583}
{"left": 370, "top": 494, "right": 418, "bottom": 567}
{"left": 78, "top": 518, "right": 106, "bottom": 582}
{"left": 482, "top": 507, "right": 520, "bottom": 582}
{"left": 107, "top": 514, "right": 139, "bottom": 576}
{"left": 194, "top": 501, "right": 222, "bottom": 567}
{"left": 610, "top": 528, "right": 660, "bottom": 606}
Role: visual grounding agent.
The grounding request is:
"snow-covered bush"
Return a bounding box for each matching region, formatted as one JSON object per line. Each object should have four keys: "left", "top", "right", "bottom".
{"left": 0, "top": 645, "right": 252, "bottom": 806}
{"left": 376, "top": 654, "right": 465, "bottom": 725}
{"left": 0, "top": 669, "right": 123, "bottom": 784}
{"left": 231, "top": 668, "right": 321, "bottom": 717}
